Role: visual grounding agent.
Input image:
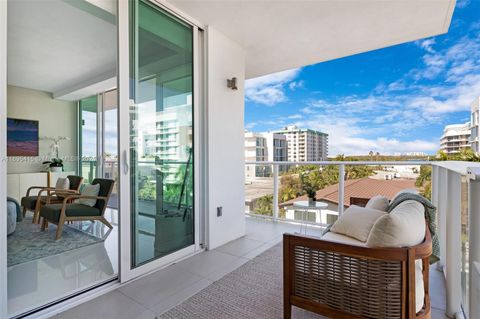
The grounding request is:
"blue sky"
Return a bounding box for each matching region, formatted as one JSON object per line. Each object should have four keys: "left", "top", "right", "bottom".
{"left": 245, "top": 0, "right": 480, "bottom": 156}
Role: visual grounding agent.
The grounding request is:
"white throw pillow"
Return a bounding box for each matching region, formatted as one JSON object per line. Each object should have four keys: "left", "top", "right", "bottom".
{"left": 365, "top": 195, "right": 389, "bottom": 211}
{"left": 75, "top": 183, "right": 100, "bottom": 207}
{"left": 330, "top": 205, "right": 386, "bottom": 242}
{"left": 366, "top": 200, "right": 425, "bottom": 248}
{"left": 55, "top": 177, "right": 70, "bottom": 191}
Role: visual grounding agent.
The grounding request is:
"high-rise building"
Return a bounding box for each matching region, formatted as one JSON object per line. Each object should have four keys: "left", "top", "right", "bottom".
{"left": 244, "top": 131, "right": 287, "bottom": 178}
{"left": 470, "top": 97, "right": 480, "bottom": 153}
{"left": 274, "top": 125, "right": 328, "bottom": 161}
{"left": 440, "top": 122, "right": 471, "bottom": 154}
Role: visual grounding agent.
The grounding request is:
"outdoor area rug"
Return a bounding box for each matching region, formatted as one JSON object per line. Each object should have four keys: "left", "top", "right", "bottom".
{"left": 7, "top": 217, "right": 103, "bottom": 267}
{"left": 159, "top": 244, "right": 325, "bottom": 319}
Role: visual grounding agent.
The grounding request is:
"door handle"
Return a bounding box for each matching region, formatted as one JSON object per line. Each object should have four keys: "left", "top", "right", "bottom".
{"left": 123, "top": 150, "right": 129, "bottom": 175}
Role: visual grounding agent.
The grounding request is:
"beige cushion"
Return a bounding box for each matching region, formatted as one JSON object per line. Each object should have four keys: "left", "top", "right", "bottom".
{"left": 55, "top": 177, "right": 70, "bottom": 191}
{"left": 75, "top": 183, "right": 100, "bottom": 207}
{"left": 330, "top": 205, "right": 386, "bottom": 242}
{"left": 366, "top": 200, "right": 425, "bottom": 248}
{"left": 321, "top": 231, "right": 365, "bottom": 247}
{"left": 415, "top": 260, "right": 424, "bottom": 313}
{"left": 366, "top": 199, "right": 426, "bottom": 313}
{"left": 365, "top": 195, "right": 389, "bottom": 211}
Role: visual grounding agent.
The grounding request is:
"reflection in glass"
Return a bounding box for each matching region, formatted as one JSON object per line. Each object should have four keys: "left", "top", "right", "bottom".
{"left": 80, "top": 95, "right": 98, "bottom": 183}
{"left": 131, "top": 0, "right": 194, "bottom": 267}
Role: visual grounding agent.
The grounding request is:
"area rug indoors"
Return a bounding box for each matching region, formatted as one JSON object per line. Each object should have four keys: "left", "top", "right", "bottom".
{"left": 7, "top": 217, "right": 103, "bottom": 267}
{"left": 159, "top": 244, "right": 325, "bottom": 319}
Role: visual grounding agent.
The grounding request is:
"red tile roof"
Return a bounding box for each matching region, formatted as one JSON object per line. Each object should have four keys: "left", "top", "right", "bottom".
{"left": 280, "top": 177, "right": 416, "bottom": 207}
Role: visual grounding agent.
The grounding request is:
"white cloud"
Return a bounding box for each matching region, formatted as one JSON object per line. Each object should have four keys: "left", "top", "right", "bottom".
{"left": 287, "top": 114, "right": 303, "bottom": 120}
{"left": 456, "top": 0, "right": 471, "bottom": 8}
{"left": 289, "top": 80, "right": 305, "bottom": 90}
{"left": 416, "top": 38, "right": 436, "bottom": 53}
{"left": 291, "top": 114, "right": 437, "bottom": 156}
{"left": 245, "top": 68, "right": 301, "bottom": 106}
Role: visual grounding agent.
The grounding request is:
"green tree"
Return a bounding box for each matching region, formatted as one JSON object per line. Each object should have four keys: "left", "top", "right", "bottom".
{"left": 417, "top": 149, "right": 480, "bottom": 200}
{"left": 254, "top": 194, "right": 273, "bottom": 216}
{"left": 279, "top": 175, "right": 303, "bottom": 202}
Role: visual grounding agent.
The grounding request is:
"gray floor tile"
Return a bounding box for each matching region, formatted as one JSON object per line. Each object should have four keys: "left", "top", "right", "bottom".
{"left": 215, "top": 237, "right": 264, "bottom": 257}
{"left": 431, "top": 307, "right": 449, "bottom": 319}
{"left": 430, "top": 265, "right": 447, "bottom": 311}
{"left": 53, "top": 291, "right": 155, "bottom": 319}
{"left": 175, "top": 249, "right": 241, "bottom": 278}
{"left": 119, "top": 264, "right": 203, "bottom": 308}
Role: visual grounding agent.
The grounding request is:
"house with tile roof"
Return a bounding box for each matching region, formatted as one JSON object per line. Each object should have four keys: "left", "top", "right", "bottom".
{"left": 280, "top": 177, "right": 416, "bottom": 224}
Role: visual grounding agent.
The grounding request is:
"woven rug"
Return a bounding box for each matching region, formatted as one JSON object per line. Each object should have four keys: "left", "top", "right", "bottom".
{"left": 159, "top": 244, "right": 325, "bottom": 319}
{"left": 7, "top": 217, "right": 103, "bottom": 267}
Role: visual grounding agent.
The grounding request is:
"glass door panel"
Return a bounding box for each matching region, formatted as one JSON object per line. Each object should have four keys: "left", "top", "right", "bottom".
{"left": 103, "top": 89, "right": 119, "bottom": 209}
{"left": 79, "top": 95, "right": 98, "bottom": 183}
{"left": 130, "top": 0, "right": 194, "bottom": 267}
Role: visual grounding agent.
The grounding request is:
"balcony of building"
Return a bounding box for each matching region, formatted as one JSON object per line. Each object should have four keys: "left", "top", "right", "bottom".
{"left": 52, "top": 160, "right": 478, "bottom": 319}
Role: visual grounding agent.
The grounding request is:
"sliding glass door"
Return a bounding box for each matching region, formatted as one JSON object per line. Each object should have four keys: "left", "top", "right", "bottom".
{"left": 128, "top": 0, "right": 195, "bottom": 268}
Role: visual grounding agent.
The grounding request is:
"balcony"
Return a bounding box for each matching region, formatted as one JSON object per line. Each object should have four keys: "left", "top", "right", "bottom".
{"left": 53, "top": 160, "right": 479, "bottom": 319}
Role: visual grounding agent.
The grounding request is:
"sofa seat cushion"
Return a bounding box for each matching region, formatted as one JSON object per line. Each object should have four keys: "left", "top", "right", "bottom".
{"left": 415, "top": 260, "right": 424, "bottom": 313}
{"left": 40, "top": 203, "right": 101, "bottom": 222}
{"left": 330, "top": 205, "right": 386, "bottom": 242}
{"left": 322, "top": 232, "right": 365, "bottom": 247}
{"left": 21, "top": 196, "right": 48, "bottom": 210}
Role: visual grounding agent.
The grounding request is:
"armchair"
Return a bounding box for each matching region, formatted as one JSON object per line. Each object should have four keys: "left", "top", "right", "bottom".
{"left": 21, "top": 175, "right": 84, "bottom": 223}
{"left": 283, "top": 225, "right": 432, "bottom": 319}
{"left": 39, "top": 178, "right": 114, "bottom": 240}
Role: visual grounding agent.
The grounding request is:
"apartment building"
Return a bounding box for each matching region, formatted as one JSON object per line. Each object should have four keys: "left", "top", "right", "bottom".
{"left": 245, "top": 131, "right": 287, "bottom": 178}
{"left": 440, "top": 122, "right": 471, "bottom": 154}
{"left": 471, "top": 97, "right": 480, "bottom": 153}
{"left": 274, "top": 125, "right": 328, "bottom": 161}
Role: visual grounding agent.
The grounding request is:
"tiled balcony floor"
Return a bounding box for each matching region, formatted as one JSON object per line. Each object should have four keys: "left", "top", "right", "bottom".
{"left": 53, "top": 217, "right": 448, "bottom": 319}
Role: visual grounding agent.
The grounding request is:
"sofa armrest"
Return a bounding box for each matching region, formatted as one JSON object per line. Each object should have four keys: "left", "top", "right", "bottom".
{"left": 283, "top": 231, "right": 432, "bottom": 319}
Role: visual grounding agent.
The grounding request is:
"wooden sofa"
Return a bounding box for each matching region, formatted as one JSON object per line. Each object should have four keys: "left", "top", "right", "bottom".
{"left": 283, "top": 225, "right": 432, "bottom": 319}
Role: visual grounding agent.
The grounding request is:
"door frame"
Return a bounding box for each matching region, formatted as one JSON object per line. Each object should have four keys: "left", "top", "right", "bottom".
{"left": 0, "top": 0, "right": 8, "bottom": 317}
{"left": 117, "top": 0, "right": 205, "bottom": 282}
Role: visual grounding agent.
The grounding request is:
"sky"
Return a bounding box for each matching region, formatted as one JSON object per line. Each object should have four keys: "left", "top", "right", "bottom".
{"left": 244, "top": 0, "right": 480, "bottom": 156}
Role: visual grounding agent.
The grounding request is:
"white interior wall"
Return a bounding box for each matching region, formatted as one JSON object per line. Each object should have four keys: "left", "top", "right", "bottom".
{"left": 206, "top": 26, "right": 246, "bottom": 249}
{"left": 7, "top": 85, "right": 78, "bottom": 173}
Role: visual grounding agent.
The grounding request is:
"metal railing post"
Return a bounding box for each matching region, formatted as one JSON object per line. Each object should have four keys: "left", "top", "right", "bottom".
{"left": 273, "top": 164, "right": 279, "bottom": 221}
{"left": 445, "top": 169, "right": 462, "bottom": 318}
{"left": 338, "top": 164, "right": 345, "bottom": 215}
{"left": 468, "top": 167, "right": 480, "bottom": 319}
{"left": 436, "top": 166, "right": 447, "bottom": 270}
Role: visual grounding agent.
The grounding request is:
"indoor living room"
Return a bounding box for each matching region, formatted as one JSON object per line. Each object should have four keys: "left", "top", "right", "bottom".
{"left": 5, "top": 0, "right": 119, "bottom": 317}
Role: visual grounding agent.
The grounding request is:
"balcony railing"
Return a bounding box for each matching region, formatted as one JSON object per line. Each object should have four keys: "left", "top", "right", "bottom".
{"left": 245, "top": 160, "right": 480, "bottom": 319}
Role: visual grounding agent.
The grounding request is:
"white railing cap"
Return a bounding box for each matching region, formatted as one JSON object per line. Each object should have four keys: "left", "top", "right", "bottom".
{"left": 245, "top": 161, "right": 430, "bottom": 165}
{"left": 433, "top": 161, "right": 480, "bottom": 175}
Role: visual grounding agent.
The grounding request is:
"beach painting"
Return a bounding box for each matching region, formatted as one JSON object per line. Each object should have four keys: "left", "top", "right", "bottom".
{"left": 7, "top": 118, "right": 39, "bottom": 156}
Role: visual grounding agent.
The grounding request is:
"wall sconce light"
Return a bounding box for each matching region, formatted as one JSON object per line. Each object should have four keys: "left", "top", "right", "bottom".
{"left": 227, "top": 77, "right": 238, "bottom": 90}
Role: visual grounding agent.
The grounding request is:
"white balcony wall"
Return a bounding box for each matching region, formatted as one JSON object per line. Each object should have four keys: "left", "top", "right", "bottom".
{"left": 206, "top": 26, "right": 246, "bottom": 249}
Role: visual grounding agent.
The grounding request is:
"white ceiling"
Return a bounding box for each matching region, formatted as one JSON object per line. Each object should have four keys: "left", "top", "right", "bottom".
{"left": 168, "top": 0, "right": 456, "bottom": 79}
{"left": 7, "top": 0, "right": 117, "bottom": 99}
{"left": 7, "top": 0, "right": 455, "bottom": 99}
